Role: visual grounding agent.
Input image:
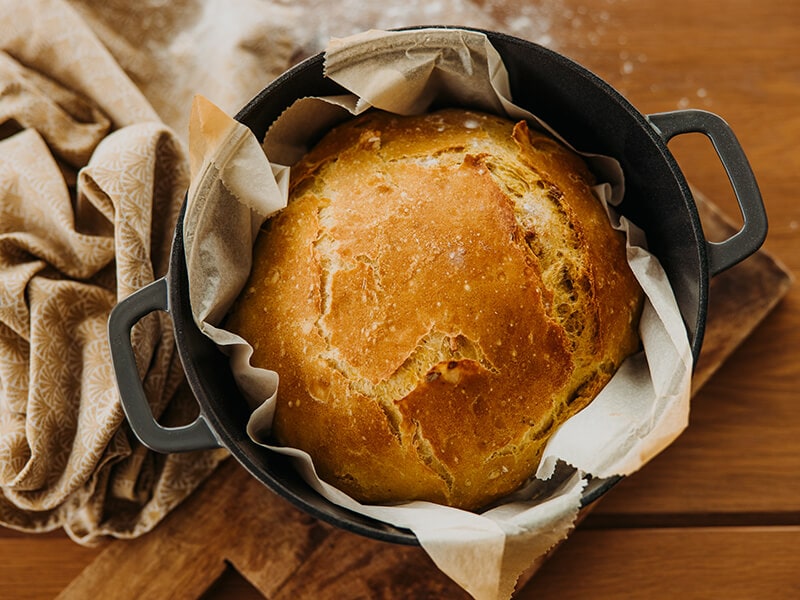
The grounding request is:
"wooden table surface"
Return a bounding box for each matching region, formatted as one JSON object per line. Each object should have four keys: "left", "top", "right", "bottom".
{"left": 2, "top": 0, "right": 799, "bottom": 598}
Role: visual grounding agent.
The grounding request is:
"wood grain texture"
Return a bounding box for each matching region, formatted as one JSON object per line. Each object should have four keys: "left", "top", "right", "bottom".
{"left": 268, "top": 529, "right": 471, "bottom": 600}
{"left": 2, "top": 0, "right": 798, "bottom": 598}
{"left": 0, "top": 534, "right": 103, "bottom": 600}
{"left": 520, "top": 526, "right": 800, "bottom": 599}
{"left": 56, "top": 460, "right": 332, "bottom": 600}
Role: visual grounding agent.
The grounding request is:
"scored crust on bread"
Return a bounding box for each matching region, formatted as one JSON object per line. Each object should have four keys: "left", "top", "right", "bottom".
{"left": 225, "top": 108, "right": 643, "bottom": 511}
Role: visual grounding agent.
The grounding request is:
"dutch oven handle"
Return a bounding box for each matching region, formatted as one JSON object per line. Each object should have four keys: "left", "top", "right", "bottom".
{"left": 647, "top": 109, "right": 767, "bottom": 276}
{"left": 108, "top": 277, "right": 222, "bottom": 453}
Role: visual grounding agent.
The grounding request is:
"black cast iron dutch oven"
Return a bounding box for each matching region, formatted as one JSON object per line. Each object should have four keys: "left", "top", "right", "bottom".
{"left": 108, "top": 28, "right": 767, "bottom": 546}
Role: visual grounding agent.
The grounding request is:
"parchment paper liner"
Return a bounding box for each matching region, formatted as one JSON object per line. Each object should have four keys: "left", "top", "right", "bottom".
{"left": 183, "top": 28, "right": 692, "bottom": 600}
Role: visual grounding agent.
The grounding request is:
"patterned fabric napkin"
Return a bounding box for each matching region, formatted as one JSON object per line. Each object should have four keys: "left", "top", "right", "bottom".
{"left": 0, "top": 0, "right": 296, "bottom": 544}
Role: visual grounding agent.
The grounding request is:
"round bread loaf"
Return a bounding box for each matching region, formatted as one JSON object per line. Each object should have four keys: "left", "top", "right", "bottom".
{"left": 226, "top": 108, "right": 643, "bottom": 511}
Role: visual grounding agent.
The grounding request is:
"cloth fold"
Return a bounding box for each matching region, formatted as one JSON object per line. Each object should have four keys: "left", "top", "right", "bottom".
{"left": 0, "top": 0, "right": 237, "bottom": 543}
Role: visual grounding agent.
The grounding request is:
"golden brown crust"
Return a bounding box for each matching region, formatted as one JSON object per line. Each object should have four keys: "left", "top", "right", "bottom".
{"left": 226, "top": 108, "right": 643, "bottom": 510}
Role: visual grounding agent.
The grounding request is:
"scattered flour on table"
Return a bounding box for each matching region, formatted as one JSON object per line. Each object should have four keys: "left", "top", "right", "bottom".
{"left": 70, "top": 0, "right": 712, "bottom": 131}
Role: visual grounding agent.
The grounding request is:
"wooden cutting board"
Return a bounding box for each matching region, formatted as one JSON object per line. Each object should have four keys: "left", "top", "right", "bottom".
{"left": 57, "top": 192, "right": 792, "bottom": 600}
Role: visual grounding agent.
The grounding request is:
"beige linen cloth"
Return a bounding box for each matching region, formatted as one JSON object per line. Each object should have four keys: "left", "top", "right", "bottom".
{"left": 0, "top": 0, "right": 299, "bottom": 543}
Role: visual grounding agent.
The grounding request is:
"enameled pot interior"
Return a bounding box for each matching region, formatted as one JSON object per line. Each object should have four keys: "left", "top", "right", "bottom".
{"left": 170, "top": 30, "right": 708, "bottom": 545}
